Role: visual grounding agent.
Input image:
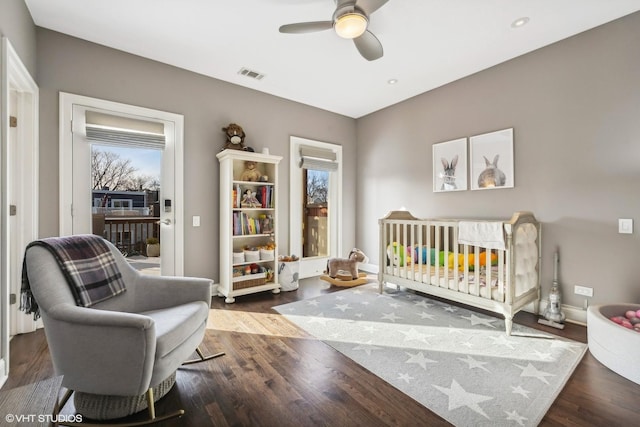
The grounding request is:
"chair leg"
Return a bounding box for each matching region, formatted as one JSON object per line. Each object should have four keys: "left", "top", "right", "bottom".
{"left": 182, "top": 345, "right": 225, "bottom": 365}
{"left": 53, "top": 388, "right": 184, "bottom": 427}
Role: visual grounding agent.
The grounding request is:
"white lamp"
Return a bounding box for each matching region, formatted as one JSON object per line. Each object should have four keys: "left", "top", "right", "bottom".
{"left": 334, "top": 13, "right": 368, "bottom": 39}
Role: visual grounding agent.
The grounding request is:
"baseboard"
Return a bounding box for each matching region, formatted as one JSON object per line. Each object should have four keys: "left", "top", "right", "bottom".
{"left": 359, "top": 263, "right": 587, "bottom": 326}
{"left": 360, "top": 263, "right": 378, "bottom": 274}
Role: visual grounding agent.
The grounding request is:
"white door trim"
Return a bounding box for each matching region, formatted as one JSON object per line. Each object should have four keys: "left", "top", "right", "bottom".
{"left": 1, "top": 37, "right": 39, "bottom": 386}
{"left": 289, "top": 137, "right": 342, "bottom": 278}
{"left": 59, "top": 93, "right": 184, "bottom": 275}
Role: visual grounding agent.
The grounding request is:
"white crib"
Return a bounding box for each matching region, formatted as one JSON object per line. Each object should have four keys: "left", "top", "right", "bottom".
{"left": 378, "top": 210, "right": 541, "bottom": 335}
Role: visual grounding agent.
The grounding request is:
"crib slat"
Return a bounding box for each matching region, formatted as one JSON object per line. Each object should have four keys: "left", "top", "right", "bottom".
{"left": 473, "top": 246, "right": 480, "bottom": 297}
{"left": 485, "top": 250, "right": 492, "bottom": 300}
{"left": 453, "top": 226, "right": 459, "bottom": 291}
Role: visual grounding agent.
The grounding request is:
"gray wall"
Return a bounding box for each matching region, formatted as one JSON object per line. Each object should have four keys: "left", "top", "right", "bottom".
{"left": 36, "top": 29, "right": 357, "bottom": 280}
{"left": 356, "top": 12, "right": 640, "bottom": 308}
{"left": 0, "top": 0, "right": 36, "bottom": 76}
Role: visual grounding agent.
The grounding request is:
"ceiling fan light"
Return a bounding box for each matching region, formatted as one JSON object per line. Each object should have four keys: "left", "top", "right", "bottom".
{"left": 335, "top": 13, "right": 368, "bottom": 39}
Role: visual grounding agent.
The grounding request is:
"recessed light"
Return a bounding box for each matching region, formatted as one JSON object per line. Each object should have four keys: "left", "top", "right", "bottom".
{"left": 387, "top": 79, "right": 398, "bottom": 85}
{"left": 511, "top": 17, "right": 530, "bottom": 28}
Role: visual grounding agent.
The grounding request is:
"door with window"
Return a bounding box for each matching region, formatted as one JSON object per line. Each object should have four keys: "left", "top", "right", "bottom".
{"left": 290, "top": 137, "right": 342, "bottom": 278}
{"left": 60, "top": 94, "right": 184, "bottom": 276}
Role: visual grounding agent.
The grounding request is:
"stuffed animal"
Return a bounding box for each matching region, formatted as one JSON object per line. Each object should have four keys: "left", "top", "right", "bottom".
{"left": 387, "top": 242, "right": 411, "bottom": 267}
{"left": 240, "top": 160, "right": 262, "bottom": 181}
{"left": 222, "top": 123, "right": 246, "bottom": 150}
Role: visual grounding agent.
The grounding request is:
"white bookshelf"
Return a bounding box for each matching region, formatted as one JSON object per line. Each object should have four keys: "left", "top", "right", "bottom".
{"left": 216, "top": 150, "right": 282, "bottom": 303}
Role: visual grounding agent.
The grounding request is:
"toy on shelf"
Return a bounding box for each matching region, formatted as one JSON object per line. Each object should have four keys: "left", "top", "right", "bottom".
{"left": 321, "top": 248, "right": 370, "bottom": 287}
{"left": 240, "top": 160, "right": 262, "bottom": 182}
{"left": 222, "top": 123, "right": 246, "bottom": 151}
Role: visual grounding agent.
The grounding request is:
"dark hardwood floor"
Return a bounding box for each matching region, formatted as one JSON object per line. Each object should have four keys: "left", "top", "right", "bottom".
{"left": 5, "top": 277, "right": 640, "bottom": 426}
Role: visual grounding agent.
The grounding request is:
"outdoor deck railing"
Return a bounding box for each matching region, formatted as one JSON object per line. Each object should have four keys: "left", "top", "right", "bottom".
{"left": 94, "top": 215, "right": 160, "bottom": 256}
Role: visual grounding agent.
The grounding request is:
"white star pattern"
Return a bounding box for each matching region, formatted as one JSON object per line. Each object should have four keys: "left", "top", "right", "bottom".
{"left": 505, "top": 410, "right": 528, "bottom": 426}
{"left": 389, "top": 302, "right": 401, "bottom": 308}
{"left": 488, "top": 334, "right": 517, "bottom": 350}
{"left": 380, "top": 312, "right": 402, "bottom": 322}
{"left": 363, "top": 325, "right": 379, "bottom": 333}
{"left": 398, "top": 372, "right": 415, "bottom": 384}
{"left": 458, "top": 355, "right": 490, "bottom": 373}
{"left": 417, "top": 311, "right": 436, "bottom": 320}
{"left": 400, "top": 328, "right": 433, "bottom": 344}
{"left": 433, "top": 379, "right": 493, "bottom": 419}
{"left": 352, "top": 340, "right": 383, "bottom": 356}
{"left": 333, "top": 303, "right": 352, "bottom": 312}
{"left": 511, "top": 385, "right": 530, "bottom": 399}
{"left": 443, "top": 305, "right": 457, "bottom": 313}
{"left": 335, "top": 295, "right": 345, "bottom": 301}
{"left": 405, "top": 351, "right": 437, "bottom": 369}
{"left": 414, "top": 300, "right": 434, "bottom": 309}
{"left": 514, "top": 363, "right": 555, "bottom": 384}
{"left": 461, "top": 341, "right": 474, "bottom": 348}
{"left": 533, "top": 350, "right": 553, "bottom": 361}
{"left": 461, "top": 314, "right": 497, "bottom": 328}
{"left": 306, "top": 300, "right": 319, "bottom": 307}
{"left": 306, "top": 313, "right": 329, "bottom": 325}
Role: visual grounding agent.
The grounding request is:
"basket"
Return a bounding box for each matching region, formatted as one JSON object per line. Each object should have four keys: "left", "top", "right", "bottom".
{"left": 232, "top": 272, "right": 266, "bottom": 290}
{"left": 260, "top": 248, "right": 275, "bottom": 260}
{"left": 233, "top": 251, "right": 245, "bottom": 264}
{"left": 244, "top": 249, "right": 260, "bottom": 262}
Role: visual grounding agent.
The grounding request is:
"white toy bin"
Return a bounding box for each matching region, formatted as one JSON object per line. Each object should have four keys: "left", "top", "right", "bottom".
{"left": 587, "top": 304, "right": 640, "bottom": 385}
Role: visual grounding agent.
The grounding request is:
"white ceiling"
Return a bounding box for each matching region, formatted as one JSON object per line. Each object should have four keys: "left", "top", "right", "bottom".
{"left": 25, "top": 0, "right": 640, "bottom": 118}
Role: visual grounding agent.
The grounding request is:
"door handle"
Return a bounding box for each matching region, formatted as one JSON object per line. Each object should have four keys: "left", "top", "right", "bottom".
{"left": 160, "top": 219, "right": 172, "bottom": 225}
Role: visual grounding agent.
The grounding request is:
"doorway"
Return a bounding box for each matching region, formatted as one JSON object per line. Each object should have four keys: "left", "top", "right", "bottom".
{"left": 1, "top": 37, "right": 39, "bottom": 386}
{"left": 59, "top": 93, "right": 184, "bottom": 276}
{"left": 289, "top": 137, "right": 342, "bottom": 278}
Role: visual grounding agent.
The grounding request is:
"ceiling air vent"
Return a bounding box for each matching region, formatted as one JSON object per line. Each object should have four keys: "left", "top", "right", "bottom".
{"left": 238, "top": 67, "right": 265, "bottom": 81}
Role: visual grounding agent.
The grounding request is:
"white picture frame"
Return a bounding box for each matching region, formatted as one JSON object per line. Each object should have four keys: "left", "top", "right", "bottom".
{"left": 432, "top": 138, "right": 467, "bottom": 192}
{"left": 470, "top": 128, "right": 514, "bottom": 190}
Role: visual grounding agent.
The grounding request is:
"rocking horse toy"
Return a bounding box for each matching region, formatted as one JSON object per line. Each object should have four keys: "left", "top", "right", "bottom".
{"left": 320, "top": 248, "right": 370, "bottom": 287}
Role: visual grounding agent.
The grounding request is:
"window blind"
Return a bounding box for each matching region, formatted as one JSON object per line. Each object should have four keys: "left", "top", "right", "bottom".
{"left": 85, "top": 111, "right": 166, "bottom": 149}
{"left": 299, "top": 146, "right": 338, "bottom": 171}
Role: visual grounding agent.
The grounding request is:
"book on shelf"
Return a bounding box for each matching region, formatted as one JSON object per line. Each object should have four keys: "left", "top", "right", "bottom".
{"left": 256, "top": 185, "right": 273, "bottom": 208}
{"left": 233, "top": 212, "right": 264, "bottom": 236}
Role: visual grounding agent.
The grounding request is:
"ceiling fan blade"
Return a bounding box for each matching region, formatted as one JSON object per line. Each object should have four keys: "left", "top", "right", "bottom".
{"left": 279, "top": 21, "right": 333, "bottom": 34}
{"left": 355, "top": 0, "right": 388, "bottom": 16}
{"left": 353, "top": 30, "right": 383, "bottom": 61}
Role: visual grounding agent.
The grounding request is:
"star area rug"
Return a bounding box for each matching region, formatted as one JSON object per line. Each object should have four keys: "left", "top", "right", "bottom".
{"left": 273, "top": 283, "right": 586, "bottom": 427}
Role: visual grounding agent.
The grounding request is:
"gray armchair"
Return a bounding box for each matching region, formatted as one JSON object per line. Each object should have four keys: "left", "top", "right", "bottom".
{"left": 24, "top": 237, "right": 223, "bottom": 424}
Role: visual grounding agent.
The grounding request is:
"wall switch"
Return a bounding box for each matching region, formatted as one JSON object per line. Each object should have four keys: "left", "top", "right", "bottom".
{"left": 574, "top": 285, "right": 594, "bottom": 297}
{"left": 192, "top": 216, "right": 200, "bottom": 227}
{"left": 618, "top": 218, "right": 633, "bottom": 234}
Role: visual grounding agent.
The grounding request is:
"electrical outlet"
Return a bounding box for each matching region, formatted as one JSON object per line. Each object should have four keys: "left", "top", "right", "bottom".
{"left": 192, "top": 216, "right": 201, "bottom": 227}
{"left": 574, "top": 285, "right": 593, "bottom": 297}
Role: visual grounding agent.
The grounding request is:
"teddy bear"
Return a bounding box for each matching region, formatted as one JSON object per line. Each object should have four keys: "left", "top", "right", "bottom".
{"left": 240, "top": 160, "right": 262, "bottom": 182}
{"left": 222, "top": 123, "right": 246, "bottom": 150}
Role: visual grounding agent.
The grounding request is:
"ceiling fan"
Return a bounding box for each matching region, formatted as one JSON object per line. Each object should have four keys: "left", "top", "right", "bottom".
{"left": 279, "top": 0, "right": 389, "bottom": 61}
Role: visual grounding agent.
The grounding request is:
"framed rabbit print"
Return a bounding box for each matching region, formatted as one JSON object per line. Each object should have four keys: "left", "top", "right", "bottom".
{"left": 470, "top": 128, "right": 514, "bottom": 190}
{"left": 433, "top": 137, "right": 467, "bottom": 192}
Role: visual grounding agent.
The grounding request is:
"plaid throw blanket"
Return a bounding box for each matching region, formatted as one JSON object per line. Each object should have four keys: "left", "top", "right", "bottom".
{"left": 20, "top": 235, "right": 127, "bottom": 320}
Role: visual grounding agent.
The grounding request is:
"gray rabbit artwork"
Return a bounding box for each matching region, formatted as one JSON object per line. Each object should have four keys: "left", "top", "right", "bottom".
{"left": 478, "top": 154, "right": 506, "bottom": 188}
{"left": 440, "top": 155, "right": 458, "bottom": 190}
